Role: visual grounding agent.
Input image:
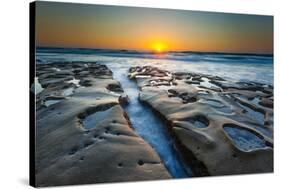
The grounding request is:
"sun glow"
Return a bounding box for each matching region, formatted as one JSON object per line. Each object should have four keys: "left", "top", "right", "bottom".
{"left": 151, "top": 42, "right": 167, "bottom": 53}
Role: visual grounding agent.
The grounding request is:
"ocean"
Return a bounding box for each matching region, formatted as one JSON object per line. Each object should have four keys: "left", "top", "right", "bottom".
{"left": 36, "top": 47, "right": 273, "bottom": 85}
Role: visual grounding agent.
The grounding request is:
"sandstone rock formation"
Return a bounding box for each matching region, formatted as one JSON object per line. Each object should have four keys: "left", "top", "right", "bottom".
{"left": 35, "top": 62, "right": 171, "bottom": 187}
{"left": 128, "top": 66, "right": 273, "bottom": 176}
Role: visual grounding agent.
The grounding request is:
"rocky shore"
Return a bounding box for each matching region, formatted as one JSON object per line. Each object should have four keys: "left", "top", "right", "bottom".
{"left": 128, "top": 66, "right": 273, "bottom": 176}
{"left": 34, "top": 62, "right": 273, "bottom": 186}
{"left": 35, "top": 62, "right": 171, "bottom": 187}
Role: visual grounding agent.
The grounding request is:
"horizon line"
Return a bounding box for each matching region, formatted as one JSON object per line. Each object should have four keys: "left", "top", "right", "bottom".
{"left": 36, "top": 45, "right": 273, "bottom": 57}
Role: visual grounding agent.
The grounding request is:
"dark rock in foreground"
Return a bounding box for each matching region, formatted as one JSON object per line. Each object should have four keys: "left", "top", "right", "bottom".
{"left": 35, "top": 62, "right": 171, "bottom": 187}
{"left": 129, "top": 66, "right": 273, "bottom": 176}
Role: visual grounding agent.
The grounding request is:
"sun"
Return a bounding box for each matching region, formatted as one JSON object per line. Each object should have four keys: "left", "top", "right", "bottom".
{"left": 152, "top": 42, "right": 167, "bottom": 53}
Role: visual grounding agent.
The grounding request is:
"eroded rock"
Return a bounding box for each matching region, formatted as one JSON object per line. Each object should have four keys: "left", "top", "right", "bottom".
{"left": 128, "top": 66, "right": 273, "bottom": 176}
{"left": 35, "top": 62, "right": 171, "bottom": 187}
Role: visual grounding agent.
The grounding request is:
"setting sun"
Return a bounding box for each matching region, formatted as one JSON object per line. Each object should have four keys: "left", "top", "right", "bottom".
{"left": 151, "top": 42, "right": 167, "bottom": 53}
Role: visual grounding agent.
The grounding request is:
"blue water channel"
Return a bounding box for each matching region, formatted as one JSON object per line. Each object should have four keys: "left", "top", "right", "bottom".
{"left": 109, "top": 66, "right": 193, "bottom": 178}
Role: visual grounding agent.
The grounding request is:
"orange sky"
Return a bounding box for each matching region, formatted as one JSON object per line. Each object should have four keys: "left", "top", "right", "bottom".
{"left": 35, "top": 2, "right": 273, "bottom": 54}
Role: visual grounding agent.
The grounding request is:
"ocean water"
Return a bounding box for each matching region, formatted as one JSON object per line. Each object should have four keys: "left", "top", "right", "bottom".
{"left": 112, "top": 66, "right": 192, "bottom": 178}
{"left": 36, "top": 47, "right": 273, "bottom": 85}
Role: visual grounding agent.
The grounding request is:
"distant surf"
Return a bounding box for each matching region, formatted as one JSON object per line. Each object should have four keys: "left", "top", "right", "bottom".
{"left": 36, "top": 47, "right": 273, "bottom": 85}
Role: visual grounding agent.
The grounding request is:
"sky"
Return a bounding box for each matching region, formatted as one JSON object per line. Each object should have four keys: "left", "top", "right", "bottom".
{"left": 35, "top": 1, "right": 273, "bottom": 54}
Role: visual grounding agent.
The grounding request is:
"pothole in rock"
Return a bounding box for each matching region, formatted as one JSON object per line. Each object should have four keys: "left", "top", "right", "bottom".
{"left": 237, "top": 102, "right": 264, "bottom": 125}
{"left": 223, "top": 124, "right": 271, "bottom": 151}
{"left": 106, "top": 83, "right": 124, "bottom": 93}
{"left": 250, "top": 124, "right": 273, "bottom": 139}
{"left": 203, "top": 99, "right": 233, "bottom": 114}
{"left": 150, "top": 79, "right": 173, "bottom": 86}
{"left": 167, "top": 90, "right": 197, "bottom": 104}
{"left": 184, "top": 115, "right": 209, "bottom": 128}
{"left": 182, "top": 96, "right": 197, "bottom": 104}
{"left": 78, "top": 103, "right": 116, "bottom": 130}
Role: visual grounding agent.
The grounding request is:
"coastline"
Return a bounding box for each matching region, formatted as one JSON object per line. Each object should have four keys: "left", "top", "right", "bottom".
{"left": 35, "top": 62, "right": 171, "bottom": 187}
{"left": 34, "top": 60, "right": 273, "bottom": 186}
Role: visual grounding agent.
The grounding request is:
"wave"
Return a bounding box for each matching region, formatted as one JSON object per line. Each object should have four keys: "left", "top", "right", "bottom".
{"left": 36, "top": 47, "right": 273, "bottom": 65}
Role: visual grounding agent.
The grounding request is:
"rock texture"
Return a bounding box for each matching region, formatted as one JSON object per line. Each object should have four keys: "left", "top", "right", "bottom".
{"left": 128, "top": 66, "right": 273, "bottom": 176}
{"left": 35, "top": 62, "right": 171, "bottom": 187}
